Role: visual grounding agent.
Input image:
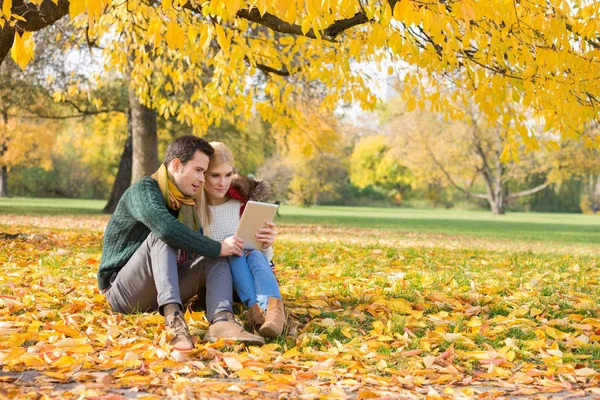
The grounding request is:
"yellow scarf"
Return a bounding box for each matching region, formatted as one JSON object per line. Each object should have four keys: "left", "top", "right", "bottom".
{"left": 151, "top": 164, "right": 201, "bottom": 232}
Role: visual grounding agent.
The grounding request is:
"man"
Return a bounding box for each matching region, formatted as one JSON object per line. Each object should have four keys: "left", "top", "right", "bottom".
{"left": 98, "top": 135, "right": 264, "bottom": 350}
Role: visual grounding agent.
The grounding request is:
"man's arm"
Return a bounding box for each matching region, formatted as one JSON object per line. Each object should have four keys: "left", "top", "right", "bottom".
{"left": 129, "top": 179, "right": 222, "bottom": 257}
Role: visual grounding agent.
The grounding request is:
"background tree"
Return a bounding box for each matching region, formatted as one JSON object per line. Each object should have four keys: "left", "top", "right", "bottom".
{"left": 0, "top": 19, "right": 128, "bottom": 200}
{"left": 384, "top": 100, "right": 553, "bottom": 214}
{"left": 549, "top": 125, "right": 600, "bottom": 213}
{"left": 349, "top": 134, "right": 412, "bottom": 205}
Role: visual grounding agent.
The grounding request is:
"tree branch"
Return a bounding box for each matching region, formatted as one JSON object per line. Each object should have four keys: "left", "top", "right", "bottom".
{"left": 254, "top": 60, "right": 291, "bottom": 76}
{"left": 23, "top": 108, "right": 126, "bottom": 120}
{"left": 506, "top": 181, "right": 551, "bottom": 200}
{"left": 0, "top": 0, "right": 70, "bottom": 66}
{"left": 424, "top": 129, "right": 490, "bottom": 201}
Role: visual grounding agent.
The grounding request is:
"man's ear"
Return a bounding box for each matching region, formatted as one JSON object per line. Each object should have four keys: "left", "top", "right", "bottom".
{"left": 171, "top": 158, "right": 181, "bottom": 172}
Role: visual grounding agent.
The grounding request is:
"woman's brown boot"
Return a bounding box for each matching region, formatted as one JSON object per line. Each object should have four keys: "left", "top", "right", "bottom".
{"left": 247, "top": 303, "right": 265, "bottom": 333}
{"left": 259, "top": 298, "right": 285, "bottom": 338}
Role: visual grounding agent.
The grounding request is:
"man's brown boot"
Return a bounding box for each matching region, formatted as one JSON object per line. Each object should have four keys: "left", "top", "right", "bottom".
{"left": 259, "top": 298, "right": 285, "bottom": 339}
{"left": 165, "top": 311, "right": 195, "bottom": 351}
{"left": 247, "top": 304, "right": 265, "bottom": 332}
{"left": 204, "top": 311, "right": 265, "bottom": 346}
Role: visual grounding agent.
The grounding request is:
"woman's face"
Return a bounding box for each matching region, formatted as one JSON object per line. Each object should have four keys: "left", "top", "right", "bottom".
{"left": 204, "top": 162, "right": 234, "bottom": 203}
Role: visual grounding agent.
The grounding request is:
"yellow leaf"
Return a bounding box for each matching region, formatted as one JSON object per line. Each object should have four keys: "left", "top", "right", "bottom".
{"left": 283, "top": 347, "right": 301, "bottom": 358}
{"left": 309, "top": 299, "right": 328, "bottom": 308}
{"left": 392, "top": 0, "right": 409, "bottom": 21}
{"left": 223, "top": 0, "right": 241, "bottom": 18}
{"left": 387, "top": 298, "right": 412, "bottom": 313}
{"left": 53, "top": 355, "right": 76, "bottom": 368}
{"left": 214, "top": 23, "right": 230, "bottom": 53}
{"left": 123, "top": 351, "right": 140, "bottom": 368}
{"left": 199, "top": 24, "right": 212, "bottom": 52}
{"left": 53, "top": 323, "right": 80, "bottom": 338}
{"left": 499, "top": 145, "right": 511, "bottom": 163}
{"left": 257, "top": 0, "right": 268, "bottom": 15}
{"left": 166, "top": 21, "right": 185, "bottom": 51}
{"left": 2, "top": 0, "right": 12, "bottom": 19}
{"left": 546, "top": 140, "right": 560, "bottom": 151}
{"left": 43, "top": 371, "right": 67, "bottom": 380}
{"left": 529, "top": 307, "right": 543, "bottom": 317}
{"left": 524, "top": 338, "right": 546, "bottom": 350}
{"left": 117, "top": 375, "right": 152, "bottom": 385}
{"left": 236, "top": 367, "right": 267, "bottom": 380}
{"left": 261, "top": 343, "right": 280, "bottom": 352}
{"left": 69, "top": 0, "right": 86, "bottom": 19}
{"left": 301, "top": 18, "right": 311, "bottom": 35}
{"left": 10, "top": 31, "right": 35, "bottom": 70}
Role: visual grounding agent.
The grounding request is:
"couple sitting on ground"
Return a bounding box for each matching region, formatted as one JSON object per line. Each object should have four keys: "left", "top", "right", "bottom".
{"left": 97, "top": 136, "right": 285, "bottom": 349}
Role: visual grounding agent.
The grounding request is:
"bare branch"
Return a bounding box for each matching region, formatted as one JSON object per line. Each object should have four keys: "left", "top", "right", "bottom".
{"left": 424, "top": 129, "right": 490, "bottom": 201}
{"left": 507, "top": 181, "right": 551, "bottom": 200}
{"left": 25, "top": 109, "right": 126, "bottom": 120}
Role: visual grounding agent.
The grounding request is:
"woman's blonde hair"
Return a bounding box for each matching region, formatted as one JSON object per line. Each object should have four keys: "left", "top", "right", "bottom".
{"left": 199, "top": 141, "right": 235, "bottom": 227}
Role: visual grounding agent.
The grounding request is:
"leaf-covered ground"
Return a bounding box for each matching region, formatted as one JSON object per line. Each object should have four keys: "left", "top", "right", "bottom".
{"left": 1, "top": 215, "right": 599, "bottom": 399}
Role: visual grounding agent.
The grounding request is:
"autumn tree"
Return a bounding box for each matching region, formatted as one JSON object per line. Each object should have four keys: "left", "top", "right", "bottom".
{"left": 0, "top": 19, "right": 129, "bottom": 199}
{"left": 2, "top": 0, "right": 599, "bottom": 162}
{"left": 549, "top": 125, "right": 600, "bottom": 213}
{"left": 349, "top": 134, "right": 412, "bottom": 204}
{"left": 384, "top": 100, "right": 554, "bottom": 214}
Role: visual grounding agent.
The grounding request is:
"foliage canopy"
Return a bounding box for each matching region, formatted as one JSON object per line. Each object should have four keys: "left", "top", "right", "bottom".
{"left": 1, "top": 0, "right": 599, "bottom": 155}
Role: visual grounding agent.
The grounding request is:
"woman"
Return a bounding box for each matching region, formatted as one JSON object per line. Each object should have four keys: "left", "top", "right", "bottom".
{"left": 200, "top": 142, "right": 285, "bottom": 338}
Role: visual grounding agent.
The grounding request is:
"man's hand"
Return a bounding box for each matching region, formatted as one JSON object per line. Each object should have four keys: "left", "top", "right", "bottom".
{"left": 220, "top": 236, "right": 243, "bottom": 257}
{"left": 256, "top": 221, "right": 277, "bottom": 249}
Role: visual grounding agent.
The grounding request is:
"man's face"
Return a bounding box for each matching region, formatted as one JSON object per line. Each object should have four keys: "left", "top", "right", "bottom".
{"left": 169, "top": 150, "right": 209, "bottom": 197}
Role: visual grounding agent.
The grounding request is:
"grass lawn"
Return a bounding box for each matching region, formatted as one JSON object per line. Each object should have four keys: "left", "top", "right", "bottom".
{"left": 0, "top": 197, "right": 106, "bottom": 215}
{"left": 1, "top": 197, "right": 599, "bottom": 245}
{"left": 0, "top": 201, "right": 599, "bottom": 397}
{"left": 278, "top": 205, "right": 600, "bottom": 245}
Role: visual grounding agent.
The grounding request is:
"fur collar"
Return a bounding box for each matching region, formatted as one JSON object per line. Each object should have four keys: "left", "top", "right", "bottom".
{"left": 230, "top": 175, "right": 274, "bottom": 203}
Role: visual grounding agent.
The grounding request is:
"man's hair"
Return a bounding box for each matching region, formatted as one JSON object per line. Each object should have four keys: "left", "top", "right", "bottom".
{"left": 163, "top": 135, "right": 214, "bottom": 166}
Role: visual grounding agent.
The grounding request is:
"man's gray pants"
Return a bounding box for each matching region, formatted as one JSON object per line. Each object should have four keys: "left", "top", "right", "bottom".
{"left": 105, "top": 232, "right": 231, "bottom": 322}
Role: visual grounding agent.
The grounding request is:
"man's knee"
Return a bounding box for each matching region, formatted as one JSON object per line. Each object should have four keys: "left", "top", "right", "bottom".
{"left": 206, "top": 258, "right": 230, "bottom": 274}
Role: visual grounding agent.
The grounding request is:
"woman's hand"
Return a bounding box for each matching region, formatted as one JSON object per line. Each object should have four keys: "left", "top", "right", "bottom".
{"left": 256, "top": 221, "right": 276, "bottom": 249}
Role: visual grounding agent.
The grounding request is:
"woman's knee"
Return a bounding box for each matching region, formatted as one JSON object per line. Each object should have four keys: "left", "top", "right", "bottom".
{"left": 247, "top": 250, "right": 268, "bottom": 264}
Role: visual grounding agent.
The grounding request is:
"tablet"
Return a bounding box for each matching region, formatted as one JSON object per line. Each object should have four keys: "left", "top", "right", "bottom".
{"left": 235, "top": 201, "right": 279, "bottom": 250}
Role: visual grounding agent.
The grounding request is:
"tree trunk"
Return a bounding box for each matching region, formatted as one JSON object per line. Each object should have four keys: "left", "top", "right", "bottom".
{"left": 129, "top": 88, "right": 158, "bottom": 184}
{"left": 0, "top": 166, "right": 7, "bottom": 197}
{"left": 489, "top": 197, "right": 505, "bottom": 215}
{"left": 593, "top": 173, "right": 600, "bottom": 199}
{"left": 481, "top": 175, "right": 507, "bottom": 215}
{"left": 102, "top": 113, "right": 133, "bottom": 214}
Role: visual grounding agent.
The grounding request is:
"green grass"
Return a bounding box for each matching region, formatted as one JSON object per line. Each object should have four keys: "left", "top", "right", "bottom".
{"left": 277, "top": 205, "right": 600, "bottom": 245}
{"left": 0, "top": 197, "right": 106, "bottom": 215}
{"left": 1, "top": 198, "right": 599, "bottom": 244}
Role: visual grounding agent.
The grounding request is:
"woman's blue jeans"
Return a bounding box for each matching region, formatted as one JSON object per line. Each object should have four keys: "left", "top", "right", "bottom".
{"left": 228, "top": 250, "right": 281, "bottom": 310}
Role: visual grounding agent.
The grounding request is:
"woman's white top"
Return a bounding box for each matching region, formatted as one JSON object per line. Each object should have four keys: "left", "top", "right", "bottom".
{"left": 205, "top": 198, "right": 274, "bottom": 261}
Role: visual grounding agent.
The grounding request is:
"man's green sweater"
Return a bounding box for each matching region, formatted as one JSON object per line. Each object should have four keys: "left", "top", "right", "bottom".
{"left": 97, "top": 177, "right": 221, "bottom": 290}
